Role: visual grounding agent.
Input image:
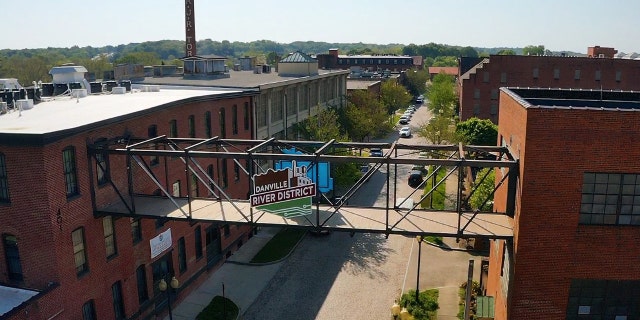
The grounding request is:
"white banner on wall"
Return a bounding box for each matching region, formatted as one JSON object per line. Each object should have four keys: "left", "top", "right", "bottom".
{"left": 150, "top": 228, "right": 172, "bottom": 259}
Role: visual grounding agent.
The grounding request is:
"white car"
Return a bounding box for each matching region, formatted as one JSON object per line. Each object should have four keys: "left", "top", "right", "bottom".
{"left": 399, "top": 126, "right": 411, "bottom": 138}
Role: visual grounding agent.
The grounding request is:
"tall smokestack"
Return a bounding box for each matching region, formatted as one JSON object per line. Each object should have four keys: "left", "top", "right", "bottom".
{"left": 185, "top": 0, "right": 196, "bottom": 57}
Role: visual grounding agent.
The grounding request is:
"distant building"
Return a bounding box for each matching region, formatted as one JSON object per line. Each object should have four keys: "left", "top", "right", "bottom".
{"left": 458, "top": 50, "right": 640, "bottom": 123}
{"left": 316, "top": 49, "right": 420, "bottom": 73}
{"left": 587, "top": 45, "right": 618, "bottom": 58}
{"left": 428, "top": 66, "right": 458, "bottom": 80}
{"left": 488, "top": 87, "right": 640, "bottom": 319}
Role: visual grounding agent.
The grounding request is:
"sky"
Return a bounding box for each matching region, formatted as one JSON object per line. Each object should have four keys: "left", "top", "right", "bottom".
{"left": 3, "top": 0, "right": 639, "bottom": 54}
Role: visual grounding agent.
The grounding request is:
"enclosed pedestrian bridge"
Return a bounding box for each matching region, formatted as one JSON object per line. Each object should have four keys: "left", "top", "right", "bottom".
{"left": 90, "top": 137, "right": 518, "bottom": 240}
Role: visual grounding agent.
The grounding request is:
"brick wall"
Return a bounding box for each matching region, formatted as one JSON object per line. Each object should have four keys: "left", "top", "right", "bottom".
{"left": 459, "top": 55, "right": 640, "bottom": 123}
{"left": 1, "top": 95, "right": 254, "bottom": 319}
{"left": 488, "top": 90, "right": 640, "bottom": 319}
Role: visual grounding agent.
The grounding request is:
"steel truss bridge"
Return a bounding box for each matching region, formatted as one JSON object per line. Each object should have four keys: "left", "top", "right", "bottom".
{"left": 89, "top": 136, "right": 518, "bottom": 240}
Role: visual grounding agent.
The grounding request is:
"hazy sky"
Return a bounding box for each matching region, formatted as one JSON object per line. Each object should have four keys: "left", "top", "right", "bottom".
{"left": 4, "top": 0, "right": 638, "bottom": 54}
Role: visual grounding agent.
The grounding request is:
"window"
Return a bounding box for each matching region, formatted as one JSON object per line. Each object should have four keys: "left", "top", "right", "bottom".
{"left": 207, "top": 164, "right": 215, "bottom": 195}
{"left": 473, "top": 89, "right": 480, "bottom": 99}
{"left": 566, "top": 279, "right": 640, "bottom": 319}
{"left": 204, "top": 111, "right": 212, "bottom": 138}
{"left": 491, "top": 89, "right": 499, "bottom": 100}
{"left": 532, "top": 68, "right": 539, "bottom": 79}
{"left": 554, "top": 68, "right": 560, "bottom": 79}
{"left": 195, "top": 226, "right": 203, "bottom": 259}
{"left": 63, "top": 147, "right": 79, "bottom": 198}
{"left": 103, "top": 216, "right": 117, "bottom": 258}
{"left": 234, "top": 162, "right": 240, "bottom": 181}
{"left": 223, "top": 224, "right": 230, "bottom": 237}
{"left": 595, "top": 70, "right": 601, "bottom": 81}
{"left": 221, "top": 159, "right": 228, "bottom": 188}
{"left": 219, "top": 108, "right": 226, "bottom": 139}
{"left": 190, "top": 173, "right": 199, "bottom": 197}
{"left": 148, "top": 125, "right": 159, "bottom": 166}
{"left": 580, "top": 172, "right": 640, "bottom": 225}
{"left": 3, "top": 234, "right": 23, "bottom": 281}
{"left": 574, "top": 69, "right": 581, "bottom": 80}
{"left": 96, "top": 151, "right": 109, "bottom": 185}
{"left": 112, "top": 281, "right": 126, "bottom": 319}
{"left": 473, "top": 103, "right": 480, "bottom": 116}
{"left": 616, "top": 71, "right": 622, "bottom": 82}
{"left": 0, "top": 153, "right": 9, "bottom": 202}
{"left": 72, "top": 228, "right": 88, "bottom": 275}
{"left": 178, "top": 237, "right": 187, "bottom": 273}
{"left": 232, "top": 105, "right": 238, "bottom": 135}
{"left": 131, "top": 218, "right": 142, "bottom": 244}
{"left": 243, "top": 102, "right": 250, "bottom": 130}
{"left": 490, "top": 103, "right": 498, "bottom": 115}
{"left": 188, "top": 115, "right": 195, "bottom": 138}
{"left": 82, "top": 300, "right": 97, "bottom": 320}
{"left": 500, "top": 72, "right": 507, "bottom": 83}
{"left": 483, "top": 72, "right": 489, "bottom": 83}
{"left": 169, "top": 120, "right": 178, "bottom": 138}
{"left": 136, "top": 265, "right": 149, "bottom": 304}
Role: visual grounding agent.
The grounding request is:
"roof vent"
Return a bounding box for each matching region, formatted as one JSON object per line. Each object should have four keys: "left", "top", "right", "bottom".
{"left": 112, "top": 87, "right": 126, "bottom": 94}
{"left": 140, "top": 85, "right": 160, "bottom": 92}
{"left": 71, "top": 89, "right": 88, "bottom": 98}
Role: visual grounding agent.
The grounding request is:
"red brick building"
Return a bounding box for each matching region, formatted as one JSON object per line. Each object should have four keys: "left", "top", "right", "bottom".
{"left": 316, "top": 49, "right": 420, "bottom": 73}
{"left": 587, "top": 46, "right": 618, "bottom": 58}
{"left": 457, "top": 53, "right": 640, "bottom": 123}
{"left": 0, "top": 83, "right": 257, "bottom": 319}
{"left": 487, "top": 87, "right": 640, "bottom": 319}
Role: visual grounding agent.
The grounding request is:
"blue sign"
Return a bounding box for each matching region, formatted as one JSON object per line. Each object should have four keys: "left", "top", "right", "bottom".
{"left": 276, "top": 148, "right": 333, "bottom": 193}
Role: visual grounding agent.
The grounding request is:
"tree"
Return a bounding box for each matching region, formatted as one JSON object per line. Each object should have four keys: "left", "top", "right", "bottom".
{"left": 469, "top": 168, "right": 495, "bottom": 211}
{"left": 343, "top": 90, "right": 391, "bottom": 141}
{"left": 114, "top": 52, "right": 161, "bottom": 65}
{"left": 455, "top": 117, "right": 498, "bottom": 145}
{"left": 416, "top": 114, "right": 457, "bottom": 145}
{"left": 427, "top": 73, "right": 457, "bottom": 117}
{"left": 522, "top": 45, "right": 545, "bottom": 56}
{"left": 380, "top": 80, "right": 412, "bottom": 115}
{"left": 431, "top": 56, "right": 457, "bottom": 67}
{"left": 296, "top": 108, "right": 344, "bottom": 141}
{"left": 404, "top": 70, "right": 429, "bottom": 97}
{"left": 496, "top": 49, "right": 516, "bottom": 55}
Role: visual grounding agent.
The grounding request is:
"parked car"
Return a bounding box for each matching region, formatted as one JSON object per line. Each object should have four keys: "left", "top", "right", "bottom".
{"left": 408, "top": 170, "right": 424, "bottom": 188}
{"left": 399, "top": 116, "right": 409, "bottom": 125}
{"left": 399, "top": 126, "right": 411, "bottom": 138}
{"left": 407, "top": 106, "right": 416, "bottom": 112}
{"left": 403, "top": 111, "right": 413, "bottom": 118}
{"left": 369, "top": 148, "right": 383, "bottom": 157}
{"left": 411, "top": 165, "right": 428, "bottom": 176}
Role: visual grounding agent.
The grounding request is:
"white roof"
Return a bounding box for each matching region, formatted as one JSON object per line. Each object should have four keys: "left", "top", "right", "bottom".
{"left": 0, "top": 87, "right": 242, "bottom": 135}
{"left": 0, "top": 285, "right": 38, "bottom": 316}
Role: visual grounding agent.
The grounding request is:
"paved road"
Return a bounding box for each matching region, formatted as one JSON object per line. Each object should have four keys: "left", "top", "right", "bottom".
{"left": 243, "top": 103, "right": 486, "bottom": 320}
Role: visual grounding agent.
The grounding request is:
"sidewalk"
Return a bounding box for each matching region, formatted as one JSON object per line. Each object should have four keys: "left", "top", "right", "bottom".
{"left": 165, "top": 226, "right": 284, "bottom": 320}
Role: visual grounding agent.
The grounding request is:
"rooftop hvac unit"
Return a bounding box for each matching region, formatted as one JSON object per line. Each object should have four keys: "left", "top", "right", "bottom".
{"left": 71, "top": 89, "right": 88, "bottom": 98}
{"left": 112, "top": 87, "right": 126, "bottom": 94}
{"left": 16, "top": 99, "right": 34, "bottom": 110}
{"left": 140, "top": 85, "right": 160, "bottom": 92}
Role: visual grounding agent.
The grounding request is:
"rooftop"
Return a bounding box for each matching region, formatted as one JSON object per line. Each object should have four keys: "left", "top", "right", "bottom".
{"left": 503, "top": 87, "right": 640, "bottom": 111}
{"left": 0, "top": 87, "right": 245, "bottom": 139}
{"left": 137, "top": 69, "right": 346, "bottom": 89}
{"left": 0, "top": 285, "right": 39, "bottom": 316}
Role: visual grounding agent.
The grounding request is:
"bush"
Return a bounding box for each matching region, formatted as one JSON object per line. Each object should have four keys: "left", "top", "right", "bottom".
{"left": 457, "top": 281, "right": 481, "bottom": 320}
{"left": 399, "top": 289, "right": 439, "bottom": 320}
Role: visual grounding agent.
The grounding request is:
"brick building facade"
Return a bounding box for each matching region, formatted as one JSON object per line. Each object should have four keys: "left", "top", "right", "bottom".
{"left": 0, "top": 88, "right": 257, "bottom": 319}
{"left": 487, "top": 88, "right": 640, "bottom": 319}
{"left": 458, "top": 54, "right": 640, "bottom": 123}
{"left": 316, "top": 49, "right": 419, "bottom": 73}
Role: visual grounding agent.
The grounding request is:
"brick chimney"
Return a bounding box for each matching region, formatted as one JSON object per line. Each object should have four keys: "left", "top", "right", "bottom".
{"left": 185, "top": 0, "right": 196, "bottom": 57}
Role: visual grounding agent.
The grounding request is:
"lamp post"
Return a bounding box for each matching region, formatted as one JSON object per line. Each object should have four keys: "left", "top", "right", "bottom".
{"left": 158, "top": 276, "right": 179, "bottom": 320}
{"left": 416, "top": 235, "right": 424, "bottom": 301}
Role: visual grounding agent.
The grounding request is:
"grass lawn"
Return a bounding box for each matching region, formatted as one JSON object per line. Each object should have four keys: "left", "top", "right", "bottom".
{"left": 249, "top": 228, "right": 306, "bottom": 263}
{"left": 420, "top": 166, "right": 447, "bottom": 210}
{"left": 196, "top": 296, "right": 238, "bottom": 320}
{"left": 399, "top": 289, "right": 439, "bottom": 320}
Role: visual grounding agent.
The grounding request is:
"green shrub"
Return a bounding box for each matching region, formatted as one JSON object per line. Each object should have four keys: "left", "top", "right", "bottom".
{"left": 399, "top": 289, "right": 439, "bottom": 320}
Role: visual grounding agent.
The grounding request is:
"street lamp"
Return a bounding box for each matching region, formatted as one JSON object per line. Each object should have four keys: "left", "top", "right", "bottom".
{"left": 416, "top": 235, "right": 424, "bottom": 301}
{"left": 158, "top": 276, "right": 180, "bottom": 320}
